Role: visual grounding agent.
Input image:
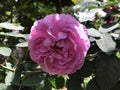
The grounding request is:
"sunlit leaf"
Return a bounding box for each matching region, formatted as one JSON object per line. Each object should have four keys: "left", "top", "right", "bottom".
{"left": 0, "top": 32, "right": 28, "bottom": 39}
{"left": 116, "top": 52, "right": 120, "bottom": 58}
{"left": 87, "top": 28, "right": 101, "bottom": 37}
{"left": 0, "top": 22, "right": 24, "bottom": 30}
{"left": 5, "top": 62, "right": 14, "bottom": 85}
{"left": 96, "top": 33, "right": 116, "bottom": 54}
{"left": 16, "top": 42, "right": 28, "bottom": 47}
{"left": 111, "top": 29, "right": 120, "bottom": 40}
{"left": 89, "top": 8, "right": 106, "bottom": 17}
{"left": 0, "top": 47, "right": 12, "bottom": 56}
{"left": 0, "top": 83, "right": 12, "bottom": 90}
{"left": 111, "top": 33, "right": 119, "bottom": 40}
{"left": 74, "top": 12, "right": 95, "bottom": 22}
{"left": 5, "top": 71, "right": 14, "bottom": 85}
{"left": 71, "top": 0, "right": 81, "bottom": 4}
{"left": 99, "top": 22, "right": 119, "bottom": 33}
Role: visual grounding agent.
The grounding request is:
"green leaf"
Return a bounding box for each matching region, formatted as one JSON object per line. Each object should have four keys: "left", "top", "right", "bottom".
{"left": 87, "top": 78, "right": 99, "bottom": 90}
{"left": 111, "top": 81, "right": 120, "bottom": 90}
{"left": 69, "top": 62, "right": 93, "bottom": 78}
{"left": 99, "top": 22, "right": 119, "bottom": 33}
{"left": 55, "top": 76, "right": 65, "bottom": 89}
{"left": 95, "top": 54, "right": 120, "bottom": 90}
{"left": 71, "top": 0, "right": 81, "bottom": 4}
{"left": 21, "top": 75, "right": 43, "bottom": 87}
{"left": 96, "top": 33, "right": 116, "bottom": 54}
{"left": 0, "top": 83, "right": 12, "bottom": 90}
{"left": 66, "top": 78, "right": 83, "bottom": 90}
{"left": 36, "top": 84, "right": 44, "bottom": 90}
{"left": 79, "top": 62, "right": 93, "bottom": 77}
{"left": 116, "top": 52, "right": 120, "bottom": 58}
{"left": 43, "top": 78, "right": 52, "bottom": 90}
{"left": 0, "top": 47, "right": 12, "bottom": 56}
{"left": 16, "top": 42, "right": 28, "bottom": 47}
{"left": 0, "top": 74, "right": 4, "bottom": 81}
{"left": 49, "top": 78, "right": 56, "bottom": 88}
{"left": 11, "top": 70, "right": 21, "bottom": 86}
{"left": 0, "top": 22, "right": 24, "bottom": 30}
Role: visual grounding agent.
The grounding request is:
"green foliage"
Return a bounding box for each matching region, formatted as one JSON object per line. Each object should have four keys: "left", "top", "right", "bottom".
{"left": 87, "top": 78, "right": 99, "bottom": 90}
{"left": 0, "top": 0, "right": 120, "bottom": 90}
{"left": 55, "top": 76, "right": 65, "bottom": 89}
{"left": 66, "top": 78, "right": 83, "bottom": 90}
{"left": 21, "top": 75, "right": 43, "bottom": 87}
{"left": 71, "top": 0, "right": 81, "bottom": 4}
{"left": 95, "top": 54, "right": 120, "bottom": 90}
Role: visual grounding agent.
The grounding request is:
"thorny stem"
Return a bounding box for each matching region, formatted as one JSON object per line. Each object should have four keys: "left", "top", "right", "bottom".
{"left": 22, "top": 70, "right": 42, "bottom": 74}
{"left": 0, "top": 64, "right": 15, "bottom": 72}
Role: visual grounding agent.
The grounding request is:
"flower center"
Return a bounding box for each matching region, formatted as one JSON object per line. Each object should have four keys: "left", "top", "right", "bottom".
{"left": 51, "top": 42, "right": 63, "bottom": 52}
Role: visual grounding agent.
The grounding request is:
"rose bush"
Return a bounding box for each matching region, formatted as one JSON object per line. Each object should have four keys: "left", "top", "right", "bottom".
{"left": 28, "top": 14, "right": 90, "bottom": 75}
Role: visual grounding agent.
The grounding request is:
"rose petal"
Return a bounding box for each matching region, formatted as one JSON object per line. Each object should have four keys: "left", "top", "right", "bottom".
{"left": 57, "top": 32, "right": 67, "bottom": 40}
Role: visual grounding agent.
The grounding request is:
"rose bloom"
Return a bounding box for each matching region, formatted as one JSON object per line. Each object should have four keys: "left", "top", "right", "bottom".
{"left": 28, "top": 14, "right": 90, "bottom": 75}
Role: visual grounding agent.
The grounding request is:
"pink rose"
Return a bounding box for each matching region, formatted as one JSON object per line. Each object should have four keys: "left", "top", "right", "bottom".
{"left": 28, "top": 14, "right": 90, "bottom": 75}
